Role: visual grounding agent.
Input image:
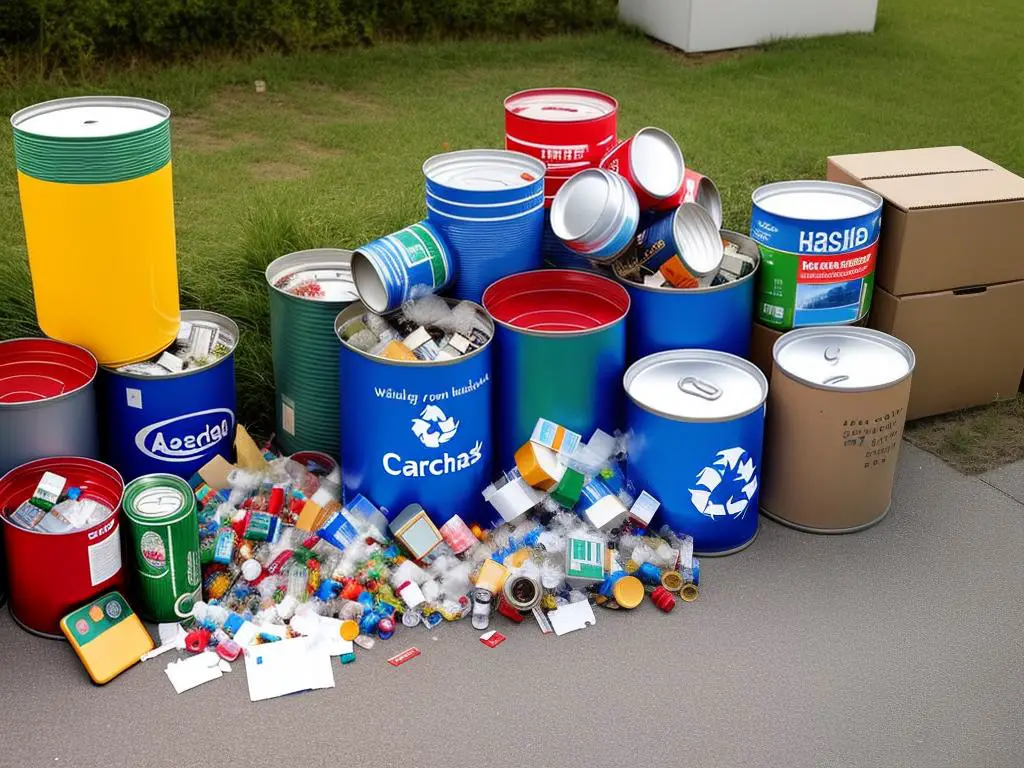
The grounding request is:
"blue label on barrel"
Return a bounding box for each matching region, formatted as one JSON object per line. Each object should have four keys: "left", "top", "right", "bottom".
{"left": 749, "top": 206, "right": 881, "bottom": 254}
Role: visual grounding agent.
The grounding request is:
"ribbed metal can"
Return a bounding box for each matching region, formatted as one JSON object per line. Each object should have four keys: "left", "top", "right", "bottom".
{"left": 624, "top": 350, "right": 768, "bottom": 556}
{"left": 504, "top": 87, "right": 619, "bottom": 205}
{"left": 598, "top": 127, "right": 685, "bottom": 211}
{"left": 550, "top": 168, "right": 639, "bottom": 263}
{"left": 122, "top": 473, "right": 201, "bottom": 622}
{"left": 266, "top": 248, "right": 359, "bottom": 457}
{"left": 352, "top": 220, "right": 454, "bottom": 314}
{"left": 11, "top": 96, "right": 180, "bottom": 366}
{"left": 335, "top": 300, "right": 494, "bottom": 527}
{"left": 761, "top": 327, "right": 914, "bottom": 533}
{"left": 99, "top": 310, "right": 238, "bottom": 482}
{"left": 482, "top": 270, "right": 630, "bottom": 468}
{"left": 617, "top": 230, "right": 759, "bottom": 363}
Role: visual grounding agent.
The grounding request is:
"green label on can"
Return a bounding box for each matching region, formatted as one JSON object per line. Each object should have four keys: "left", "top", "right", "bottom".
{"left": 755, "top": 242, "right": 877, "bottom": 330}
{"left": 397, "top": 223, "right": 450, "bottom": 288}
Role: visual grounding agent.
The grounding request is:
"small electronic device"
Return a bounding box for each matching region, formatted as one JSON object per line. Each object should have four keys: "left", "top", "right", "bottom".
{"left": 60, "top": 591, "right": 155, "bottom": 684}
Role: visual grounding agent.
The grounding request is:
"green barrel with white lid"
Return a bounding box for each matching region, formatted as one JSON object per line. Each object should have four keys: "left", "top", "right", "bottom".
{"left": 122, "top": 473, "right": 202, "bottom": 622}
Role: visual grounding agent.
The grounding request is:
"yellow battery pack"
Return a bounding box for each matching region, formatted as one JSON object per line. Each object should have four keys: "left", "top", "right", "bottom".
{"left": 60, "top": 592, "right": 155, "bottom": 685}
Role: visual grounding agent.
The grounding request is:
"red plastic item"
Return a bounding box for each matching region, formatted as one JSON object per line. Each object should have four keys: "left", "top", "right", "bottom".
{"left": 185, "top": 628, "right": 211, "bottom": 653}
{"left": 268, "top": 486, "right": 284, "bottom": 516}
{"left": 0, "top": 456, "right": 124, "bottom": 637}
{"left": 483, "top": 270, "right": 630, "bottom": 333}
{"left": 216, "top": 640, "right": 242, "bottom": 661}
{"left": 340, "top": 580, "right": 364, "bottom": 600}
{"left": 650, "top": 586, "right": 676, "bottom": 613}
{"left": 496, "top": 596, "right": 526, "bottom": 623}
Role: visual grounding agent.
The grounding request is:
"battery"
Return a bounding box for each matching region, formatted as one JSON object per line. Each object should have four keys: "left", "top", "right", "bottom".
{"left": 121, "top": 473, "right": 202, "bottom": 622}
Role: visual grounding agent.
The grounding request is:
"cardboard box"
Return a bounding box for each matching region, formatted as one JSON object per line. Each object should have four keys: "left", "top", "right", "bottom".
{"left": 869, "top": 281, "right": 1024, "bottom": 420}
{"left": 748, "top": 322, "right": 785, "bottom": 383}
{"left": 827, "top": 147, "right": 1024, "bottom": 296}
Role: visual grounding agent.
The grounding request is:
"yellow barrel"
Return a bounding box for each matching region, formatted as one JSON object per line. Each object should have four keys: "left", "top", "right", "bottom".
{"left": 12, "top": 96, "right": 180, "bottom": 366}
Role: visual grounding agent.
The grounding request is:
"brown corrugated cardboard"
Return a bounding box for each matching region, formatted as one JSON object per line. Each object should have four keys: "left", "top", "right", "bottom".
{"left": 869, "top": 281, "right": 1024, "bottom": 420}
{"left": 747, "top": 322, "right": 784, "bottom": 383}
{"left": 828, "top": 147, "right": 1024, "bottom": 295}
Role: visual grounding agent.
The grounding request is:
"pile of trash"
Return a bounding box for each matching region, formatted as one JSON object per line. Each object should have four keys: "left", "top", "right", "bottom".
{"left": 115, "top": 317, "right": 233, "bottom": 376}
{"left": 7, "top": 470, "right": 113, "bottom": 533}
{"left": 339, "top": 295, "right": 492, "bottom": 362}
{"left": 155, "top": 419, "right": 699, "bottom": 693}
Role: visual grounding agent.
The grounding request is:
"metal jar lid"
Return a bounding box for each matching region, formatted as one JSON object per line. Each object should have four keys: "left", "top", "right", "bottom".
{"left": 752, "top": 180, "right": 882, "bottom": 221}
{"left": 773, "top": 327, "right": 915, "bottom": 391}
{"left": 422, "top": 150, "right": 545, "bottom": 193}
{"left": 266, "top": 248, "right": 358, "bottom": 303}
{"left": 11, "top": 95, "right": 169, "bottom": 138}
{"left": 123, "top": 474, "right": 194, "bottom": 523}
{"left": 624, "top": 350, "right": 768, "bottom": 422}
{"left": 504, "top": 88, "right": 617, "bottom": 122}
{"left": 629, "top": 127, "right": 685, "bottom": 200}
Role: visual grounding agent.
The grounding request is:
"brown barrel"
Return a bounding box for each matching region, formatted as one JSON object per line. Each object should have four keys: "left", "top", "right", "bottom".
{"left": 760, "top": 327, "right": 915, "bottom": 533}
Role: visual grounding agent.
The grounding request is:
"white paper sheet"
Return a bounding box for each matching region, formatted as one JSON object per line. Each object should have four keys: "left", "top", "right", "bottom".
{"left": 243, "top": 637, "right": 335, "bottom": 702}
{"left": 165, "top": 652, "right": 223, "bottom": 693}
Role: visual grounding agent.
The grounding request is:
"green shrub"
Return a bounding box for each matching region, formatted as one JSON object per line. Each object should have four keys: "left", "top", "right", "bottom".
{"left": 2, "top": 0, "right": 618, "bottom": 71}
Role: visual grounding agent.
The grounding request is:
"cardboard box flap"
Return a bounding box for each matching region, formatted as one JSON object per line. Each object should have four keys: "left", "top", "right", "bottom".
{"left": 830, "top": 146, "right": 998, "bottom": 179}
{"left": 865, "top": 168, "right": 1024, "bottom": 210}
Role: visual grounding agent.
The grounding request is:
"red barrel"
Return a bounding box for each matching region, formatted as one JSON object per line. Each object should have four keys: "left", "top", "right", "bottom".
{"left": 0, "top": 457, "right": 125, "bottom": 637}
{"left": 504, "top": 88, "right": 618, "bottom": 205}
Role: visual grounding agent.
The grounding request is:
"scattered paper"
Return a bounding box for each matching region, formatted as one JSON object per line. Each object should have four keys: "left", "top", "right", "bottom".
{"left": 158, "top": 623, "right": 186, "bottom": 645}
{"left": 165, "top": 652, "right": 223, "bottom": 693}
{"left": 480, "top": 631, "right": 506, "bottom": 648}
{"left": 548, "top": 600, "right": 596, "bottom": 636}
{"left": 233, "top": 620, "right": 259, "bottom": 647}
{"left": 218, "top": 660, "right": 232, "bottom": 673}
{"left": 244, "top": 637, "right": 335, "bottom": 702}
{"left": 387, "top": 647, "right": 420, "bottom": 667}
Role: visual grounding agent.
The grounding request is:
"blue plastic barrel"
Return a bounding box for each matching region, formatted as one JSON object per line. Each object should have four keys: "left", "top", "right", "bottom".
{"left": 624, "top": 350, "right": 767, "bottom": 556}
{"left": 99, "top": 310, "right": 238, "bottom": 482}
{"left": 335, "top": 300, "right": 494, "bottom": 527}
{"left": 620, "top": 230, "right": 760, "bottom": 363}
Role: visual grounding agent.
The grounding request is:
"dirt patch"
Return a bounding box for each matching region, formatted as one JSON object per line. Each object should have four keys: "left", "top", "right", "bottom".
{"left": 290, "top": 140, "right": 344, "bottom": 160}
{"left": 175, "top": 115, "right": 258, "bottom": 152}
{"left": 904, "top": 393, "right": 1024, "bottom": 474}
{"left": 247, "top": 159, "right": 310, "bottom": 181}
{"left": 650, "top": 38, "right": 759, "bottom": 65}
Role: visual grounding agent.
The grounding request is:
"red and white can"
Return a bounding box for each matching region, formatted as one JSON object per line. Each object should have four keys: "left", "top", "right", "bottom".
{"left": 653, "top": 168, "right": 723, "bottom": 226}
{"left": 504, "top": 88, "right": 618, "bottom": 206}
{"left": 599, "top": 127, "right": 685, "bottom": 211}
{"left": 439, "top": 514, "right": 477, "bottom": 555}
{"left": 0, "top": 456, "right": 125, "bottom": 637}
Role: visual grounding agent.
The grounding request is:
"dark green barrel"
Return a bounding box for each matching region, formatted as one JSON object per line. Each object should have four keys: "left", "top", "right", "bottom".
{"left": 266, "top": 249, "right": 358, "bottom": 457}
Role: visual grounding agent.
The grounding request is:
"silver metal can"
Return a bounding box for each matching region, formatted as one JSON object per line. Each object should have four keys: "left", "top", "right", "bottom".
{"left": 549, "top": 168, "right": 640, "bottom": 262}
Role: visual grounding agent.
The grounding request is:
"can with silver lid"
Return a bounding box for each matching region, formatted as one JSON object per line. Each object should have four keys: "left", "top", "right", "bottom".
{"left": 617, "top": 230, "right": 759, "bottom": 363}
{"left": 624, "top": 350, "right": 767, "bottom": 556}
{"left": 751, "top": 180, "right": 882, "bottom": 330}
{"left": 267, "top": 248, "right": 360, "bottom": 457}
{"left": 122, "top": 473, "right": 201, "bottom": 622}
{"left": 351, "top": 220, "right": 453, "bottom": 314}
{"left": 12, "top": 96, "right": 180, "bottom": 366}
{"left": 99, "top": 310, "right": 238, "bottom": 482}
{"left": 550, "top": 168, "right": 640, "bottom": 263}
{"left": 423, "top": 149, "right": 545, "bottom": 302}
{"left": 761, "top": 327, "right": 915, "bottom": 533}
{"left": 599, "top": 127, "right": 685, "bottom": 210}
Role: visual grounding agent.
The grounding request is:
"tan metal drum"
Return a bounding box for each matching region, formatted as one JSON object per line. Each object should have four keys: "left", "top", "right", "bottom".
{"left": 760, "top": 327, "right": 915, "bottom": 533}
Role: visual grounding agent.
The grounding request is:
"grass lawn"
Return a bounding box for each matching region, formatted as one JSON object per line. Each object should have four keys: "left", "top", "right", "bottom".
{"left": 1, "top": 0, "right": 1022, "bottom": 472}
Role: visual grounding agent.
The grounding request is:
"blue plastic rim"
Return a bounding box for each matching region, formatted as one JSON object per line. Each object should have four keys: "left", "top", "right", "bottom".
{"left": 98, "top": 311, "right": 238, "bottom": 482}
{"left": 335, "top": 300, "right": 495, "bottom": 528}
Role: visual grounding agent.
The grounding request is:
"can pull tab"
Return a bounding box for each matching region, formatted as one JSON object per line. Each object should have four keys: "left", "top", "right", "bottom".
{"left": 678, "top": 376, "right": 722, "bottom": 401}
{"left": 824, "top": 345, "right": 841, "bottom": 364}
{"left": 823, "top": 374, "right": 850, "bottom": 386}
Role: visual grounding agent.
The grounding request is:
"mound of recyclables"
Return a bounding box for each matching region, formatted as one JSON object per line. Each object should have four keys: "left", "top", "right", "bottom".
{"left": 144, "top": 424, "right": 698, "bottom": 697}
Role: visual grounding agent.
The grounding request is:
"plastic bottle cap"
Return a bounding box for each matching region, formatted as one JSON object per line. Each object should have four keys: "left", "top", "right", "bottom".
{"left": 612, "top": 575, "right": 645, "bottom": 609}
{"left": 340, "top": 619, "right": 360, "bottom": 641}
{"left": 241, "top": 559, "right": 262, "bottom": 582}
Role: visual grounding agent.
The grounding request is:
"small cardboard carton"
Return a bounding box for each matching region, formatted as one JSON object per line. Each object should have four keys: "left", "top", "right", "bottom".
{"left": 870, "top": 280, "right": 1024, "bottom": 419}
{"left": 827, "top": 147, "right": 1024, "bottom": 296}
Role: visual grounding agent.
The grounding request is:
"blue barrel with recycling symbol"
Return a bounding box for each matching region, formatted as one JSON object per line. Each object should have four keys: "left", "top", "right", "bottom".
{"left": 335, "top": 299, "right": 493, "bottom": 527}
{"left": 624, "top": 350, "right": 767, "bottom": 556}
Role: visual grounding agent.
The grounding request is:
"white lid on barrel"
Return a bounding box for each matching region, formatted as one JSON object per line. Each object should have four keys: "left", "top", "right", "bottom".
{"left": 504, "top": 88, "right": 617, "bottom": 122}
{"left": 423, "top": 150, "right": 545, "bottom": 193}
{"left": 624, "top": 350, "right": 768, "bottom": 423}
{"left": 773, "top": 327, "right": 915, "bottom": 391}
{"left": 12, "top": 96, "right": 169, "bottom": 138}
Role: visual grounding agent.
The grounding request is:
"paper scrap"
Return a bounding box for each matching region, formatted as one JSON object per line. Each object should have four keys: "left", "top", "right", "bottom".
{"left": 387, "top": 647, "right": 420, "bottom": 667}
{"left": 234, "top": 424, "right": 268, "bottom": 471}
{"left": 479, "top": 631, "right": 506, "bottom": 648}
{"left": 165, "top": 652, "right": 223, "bottom": 693}
{"left": 548, "top": 601, "right": 596, "bottom": 636}
{"left": 243, "top": 636, "right": 335, "bottom": 702}
{"left": 233, "top": 620, "right": 259, "bottom": 647}
{"left": 198, "top": 455, "right": 236, "bottom": 491}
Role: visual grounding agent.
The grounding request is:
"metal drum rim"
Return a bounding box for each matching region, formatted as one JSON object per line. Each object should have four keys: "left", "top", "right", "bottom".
{"left": 503, "top": 87, "right": 619, "bottom": 126}
{"left": 772, "top": 326, "right": 917, "bottom": 392}
{"left": 615, "top": 229, "right": 761, "bottom": 295}
{"left": 751, "top": 179, "right": 883, "bottom": 221}
{"left": 11, "top": 95, "right": 170, "bottom": 133}
{"left": 0, "top": 337, "right": 98, "bottom": 409}
{"left": 265, "top": 248, "right": 355, "bottom": 303}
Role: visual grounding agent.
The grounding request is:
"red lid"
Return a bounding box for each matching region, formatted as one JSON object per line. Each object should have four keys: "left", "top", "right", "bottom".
{"left": 483, "top": 270, "right": 630, "bottom": 334}
{"left": 0, "top": 338, "right": 97, "bottom": 405}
